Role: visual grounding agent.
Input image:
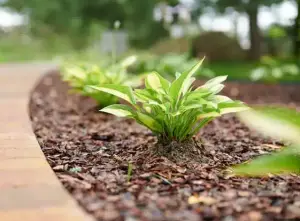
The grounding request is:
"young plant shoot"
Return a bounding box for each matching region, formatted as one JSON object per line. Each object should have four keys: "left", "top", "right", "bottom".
{"left": 90, "top": 59, "right": 249, "bottom": 144}
{"left": 61, "top": 55, "right": 141, "bottom": 107}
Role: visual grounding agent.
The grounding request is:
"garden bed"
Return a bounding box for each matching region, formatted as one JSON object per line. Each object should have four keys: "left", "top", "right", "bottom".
{"left": 30, "top": 71, "right": 300, "bottom": 221}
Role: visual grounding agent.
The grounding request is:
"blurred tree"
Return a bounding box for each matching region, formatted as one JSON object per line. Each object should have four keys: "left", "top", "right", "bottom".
{"left": 1, "top": 0, "right": 180, "bottom": 49}
{"left": 123, "top": 0, "right": 168, "bottom": 48}
{"left": 267, "top": 24, "right": 287, "bottom": 57}
{"left": 196, "top": 0, "right": 284, "bottom": 60}
{"left": 294, "top": 0, "right": 300, "bottom": 58}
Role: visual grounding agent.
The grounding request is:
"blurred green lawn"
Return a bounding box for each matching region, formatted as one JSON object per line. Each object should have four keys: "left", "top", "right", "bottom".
{"left": 1, "top": 43, "right": 299, "bottom": 83}
{"left": 206, "top": 60, "right": 300, "bottom": 82}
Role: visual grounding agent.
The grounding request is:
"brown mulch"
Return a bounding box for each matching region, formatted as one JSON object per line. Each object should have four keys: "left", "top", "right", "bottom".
{"left": 30, "top": 71, "right": 300, "bottom": 221}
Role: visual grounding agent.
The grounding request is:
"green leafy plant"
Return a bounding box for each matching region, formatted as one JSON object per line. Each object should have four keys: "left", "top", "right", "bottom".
{"left": 250, "top": 56, "right": 299, "bottom": 83}
{"left": 232, "top": 107, "right": 300, "bottom": 176}
{"left": 90, "top": 59, "right": 248, "bottom": 144}
{"left": 61, "top": 55, "right": 142, "bottom": 107}
{"left": 131, "top": 53, "right": 215, "bottom": 79}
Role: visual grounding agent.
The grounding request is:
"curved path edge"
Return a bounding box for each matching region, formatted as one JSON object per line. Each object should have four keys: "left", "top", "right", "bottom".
{"left": 0, "top": 63, "right": 93, "bottom": 221}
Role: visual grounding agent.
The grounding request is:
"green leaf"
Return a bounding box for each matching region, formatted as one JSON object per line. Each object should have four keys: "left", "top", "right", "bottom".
{"left": 204, "top": 75, "right": 228, "bottom": 87}
{"left": 196, "top": 76, "right": 227, "bottom": 94}
{"left": 136, "top": 112, "right": 162, "bottom": 133}
{"left": 179, "top": 104, "right": 203, "bottom": 114}
{"left": 184, "top": 89, "right": 212, "bottom": 103}
{"left": 169, "top": 58, "right": 205, "bottom": 100}
{"left": 101, "top": 104, "right": 135, "bottom": 117}
{"left": 232, "top": 147, "right": 300, "bottom": 176}
{"left": 209, "top": 84, "right": 225, "bottom": 94}
{"left": 238, "top": 107, "right": 300, "bottom": 144}
{"left": 63, "top": 66, "right": 86, "bottom": 80}
{"left": 89, "top": 85, "right": 136, "bottom": 104}
{"left": 175, "top": 72, "right": 181, "bottom": 79}
{"left": 219, "top": 102, "right": 249, "bottom": 115}
{"left": 120, "top": 55, "right": 137, "bottom": 68}
{"left": 182, "top": 77, "right": 196, "bottom": 95}
{"left": 145, "top": 72, "right": 162, "bottom": 90}
{"left": 134, "top": 89, "right": 160, "bottom": 103}
{"left": 153, "top": 72, "right": 170, "bottom": 91}
{"left": 197, "top": 112, "right": 220, "bottom": 119}
{"left": 212, "top": 95, "right": 232, "bottom": 103}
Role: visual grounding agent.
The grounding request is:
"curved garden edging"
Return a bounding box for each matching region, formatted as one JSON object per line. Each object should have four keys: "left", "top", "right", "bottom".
{"left": 0, "top": 63, "right": 93, "bottom": 221}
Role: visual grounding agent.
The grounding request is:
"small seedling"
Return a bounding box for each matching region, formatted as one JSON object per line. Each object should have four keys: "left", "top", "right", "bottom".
{"left": 232, "top": 107, "right": 300, "bottom": 176}
{"left": 90, "top": 59, "right": 248, "bottom": 144}
{"left": 69, "top": 166, "right": 82, "bottom": 173}
{"left": 127, "top": 163, "right": 133, "bottom": 182}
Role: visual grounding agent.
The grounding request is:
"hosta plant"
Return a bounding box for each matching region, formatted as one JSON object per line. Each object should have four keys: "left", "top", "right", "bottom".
{"left": 90, "top": 59, "right": 249, "bottom": 146}
{"left": 250, "top": 56, "right": 299, "bottom": 83}
{"left": 232, "top": 107, "right": 300, "bottom": 176}
{"left": 131, "top": 53, "right": 215, "bottom": 79}
{"left": 61, "top": 55, "right": 141, "bottom": 107}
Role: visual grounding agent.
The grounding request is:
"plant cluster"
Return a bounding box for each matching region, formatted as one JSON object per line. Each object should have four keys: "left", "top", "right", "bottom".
{"left": 131, "top": 53, "right": 215, "bottom": 79}
{"left": 61, "top": 55, "right": 142, "bottom": 107}
{"left": 250, "top": 56, "right": 299, "bottom": 83}
{"left": 90, "top": 59, "right": 248, "bottom": 143}
{"left": 233, "top": 107, "right": 300, "bottom": 176}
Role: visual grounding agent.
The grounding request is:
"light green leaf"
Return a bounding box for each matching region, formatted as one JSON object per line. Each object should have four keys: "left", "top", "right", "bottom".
{"left": 134, "top": 89, "right": 160, "bottom": 103}
{"left": 169, "top": 58, "right": 205, "bottom": 100}
{"left": 200, "top": 83, "right": 224, "bottom": 95}
{"left": 120, "top": 55, "right": 137, "bottom": 68}
{"left": 64, "top": 66, "right": 86, "bottom": 80}
{"left": 219, "top": 102, "right": 249, "bottom": 115}
{"left": 238, "top": 107, "right": 300, "bottom": 144}
{"left": 154, "top": 72, "right": 170, "bottom": 91}
{"left": 89, "top": 85, "right": 136, "bottom": 104}
{"left": 184, "top": 89, "right": 212, "bottom": 103}
{"left": 176, "top": 104, "right": 204, "bottom": 116}
{"left": 204, "top": 75, "right": 228, "bottom": 87}
{"left": 145, "top": 73, "right": 162, "bottom": 90}
{"left": 212, "top": 95, "right": 232, "bottom": 103}
{"left": 175, "top": 72, "right": 181, "bottom": 79}
{"left": 101, "top": 104, "right": 135, "bottom": 117}
{"left": 196, "top": 76, "right": 227, "bottom": 94}
{"left": 182, "top": 77, "right": 196, "bottom": 95}
{"left": 232, "top": 147, "right": 300, "bottom": 176}
{"left": 197, "top": 112, "right": 220, "bottom": 119}
{"left": 136, "top": 112, "right": 162, "bottom": 132}
{"left": 210, "top": 84, "right": 224, "bottom": 95}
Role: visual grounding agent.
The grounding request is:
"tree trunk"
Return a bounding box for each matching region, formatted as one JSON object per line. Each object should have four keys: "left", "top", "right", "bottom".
{"left": 294, "top": 0, "right": 300, "bottom": 58}
{"left": 247, "top": 6, "right": 261, "bottom": 60}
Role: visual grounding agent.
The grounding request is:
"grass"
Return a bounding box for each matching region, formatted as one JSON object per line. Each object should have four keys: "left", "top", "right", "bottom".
{"left": 206, "top": 60, "right": 300, "bottom": 82}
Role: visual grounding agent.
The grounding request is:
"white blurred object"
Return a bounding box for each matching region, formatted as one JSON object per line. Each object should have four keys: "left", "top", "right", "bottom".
{"left": 100, "top": 31, "right": 128, "bottom": 55}
{"left": 170, "top": 25, "right": 184, "bottom": 38}
{"left": 178, "top": 6, "right": 191, "bottom": 23}
{"left": 250, "top": 67, "right": 266, "bottom": 81}
{"left": 271, "top": 67, "right": 283, "bottom": 79}
{"left": 282, "top": 64, "right": 299, "bottom": 76}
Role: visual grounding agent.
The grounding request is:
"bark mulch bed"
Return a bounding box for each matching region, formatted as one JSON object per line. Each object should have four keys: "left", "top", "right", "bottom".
{"left": 30, "top": 71, "right": 300, "bottom": 221}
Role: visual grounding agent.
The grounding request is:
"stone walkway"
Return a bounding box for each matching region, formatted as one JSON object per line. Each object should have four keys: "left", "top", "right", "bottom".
{"left": 0, "top": 63, "right": 92, "bottom": 221}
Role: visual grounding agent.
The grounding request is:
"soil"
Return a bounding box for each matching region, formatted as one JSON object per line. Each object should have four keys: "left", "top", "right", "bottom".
{"left": 30, "top": 71, "right": 300, "bottom": 221}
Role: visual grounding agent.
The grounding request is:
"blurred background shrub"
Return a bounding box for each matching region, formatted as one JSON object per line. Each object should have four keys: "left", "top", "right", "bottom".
{"left": 191, "top": 31, "right": 246, "bottom": 62}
